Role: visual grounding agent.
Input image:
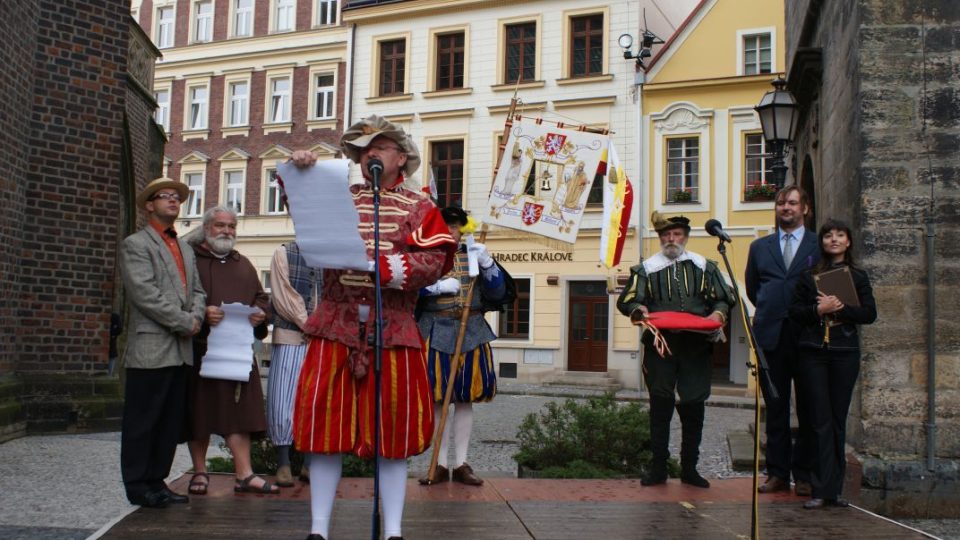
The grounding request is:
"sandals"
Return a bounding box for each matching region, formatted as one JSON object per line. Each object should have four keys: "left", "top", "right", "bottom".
{"left": 188, "top": 472, "right": 209, "bottom": 495}
{"left": 234, "top": 474, "right": 279, "bottom": 495}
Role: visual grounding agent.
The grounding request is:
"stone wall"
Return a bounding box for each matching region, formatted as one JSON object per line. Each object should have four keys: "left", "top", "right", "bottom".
{"left": 786, "top": 0, "right": 960, "bottom": 517}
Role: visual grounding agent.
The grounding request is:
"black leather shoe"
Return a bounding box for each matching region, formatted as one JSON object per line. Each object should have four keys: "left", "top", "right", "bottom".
{"left": 680, "top": 470, "right": 711, "bottom": 488}
{"left": 130, "top": 489, "right": 170, "bottom": 509}
{"left": 161, "top": 487, "right": 189, "bottom": 504}
{"left": 803, "top": 498, "right": 825, "bottom": 509}
{"left": 305, "top": 535, "right": 326, "bottom": 540}
{"left": 641, "top": 469, "right": 668, "bottom": 486}
{"left": 828, "top": 498, "right": 850, "bottom": 507}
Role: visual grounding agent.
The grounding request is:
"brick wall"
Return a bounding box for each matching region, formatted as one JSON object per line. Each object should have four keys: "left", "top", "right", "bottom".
{"left": 139, "top": 0, "right": 327, "bottom": 44}
{"left": 0, "top": 2, "right": 39, "bottom": 376}
{"left": 164, "top": 62, "right": 346, "bottom": 217}
{"left": 14, "top": 0, "right": 134, "bottom": 373}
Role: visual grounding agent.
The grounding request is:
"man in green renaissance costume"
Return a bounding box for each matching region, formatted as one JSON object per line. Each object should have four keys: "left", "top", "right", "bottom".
{"left": 617, "top": 212, "right": 735, "bottom": 488}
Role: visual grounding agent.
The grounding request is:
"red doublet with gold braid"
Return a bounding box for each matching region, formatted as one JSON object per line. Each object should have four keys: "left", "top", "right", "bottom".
{"left": 293, "top": 182, "right": 451, "bottom": 458}
{"left": 303, "top": 184, "right": 453, "bottom": 350}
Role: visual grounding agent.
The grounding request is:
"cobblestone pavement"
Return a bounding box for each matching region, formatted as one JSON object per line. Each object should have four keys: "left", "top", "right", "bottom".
{"left": 0, "top": 383, "right": 956, "bottom": 539}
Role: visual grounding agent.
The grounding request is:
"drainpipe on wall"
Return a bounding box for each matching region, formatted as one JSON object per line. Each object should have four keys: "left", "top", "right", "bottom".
{"left": 925, "top": 218, "right": 936, "bottom": 471}
{"left": 345, "top": 22, "right": 356, "bottom": 126}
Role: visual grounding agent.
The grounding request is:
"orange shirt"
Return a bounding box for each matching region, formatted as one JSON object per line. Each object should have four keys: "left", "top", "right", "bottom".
{"left": 149, "top": 220, "right": 187, "bottom": 287}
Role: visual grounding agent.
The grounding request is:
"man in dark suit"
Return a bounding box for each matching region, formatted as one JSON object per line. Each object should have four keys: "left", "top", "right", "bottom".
{"left": 118, "top": 178, "right": 206, "bottom": 508}
{"left": 745, "top": 185, "right": 820, "bottom": 496}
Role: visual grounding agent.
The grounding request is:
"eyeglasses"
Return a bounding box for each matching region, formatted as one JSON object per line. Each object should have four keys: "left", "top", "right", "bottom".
{"left": 368, "top": 143, "right": 403, "bottom": 153}
{"left": 151, "top": 192, "right": 183, "bottom": 202}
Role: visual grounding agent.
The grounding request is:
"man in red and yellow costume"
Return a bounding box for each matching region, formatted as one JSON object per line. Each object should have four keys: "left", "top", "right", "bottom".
{"left": 289, "top": 115, "right": 454, "bottom": 540}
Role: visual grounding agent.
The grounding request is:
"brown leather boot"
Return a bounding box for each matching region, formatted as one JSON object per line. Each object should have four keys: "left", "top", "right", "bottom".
{"left": 452, "top": 463, "right": 483, "bottom": 486}
{"left": 418, "top": 464, "right": 449, "bottom": 485}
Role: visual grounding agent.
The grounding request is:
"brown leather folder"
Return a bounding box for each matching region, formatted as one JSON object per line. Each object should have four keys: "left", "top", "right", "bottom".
{"left": 814, "top": 266, "right": 860, "bottom": 326}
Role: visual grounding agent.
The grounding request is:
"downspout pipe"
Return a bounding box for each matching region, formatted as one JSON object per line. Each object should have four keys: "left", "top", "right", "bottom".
{"left": 925, "top": 218, "right": 936, "bottom": 471}
{"left": 345, "top": 22, "right": 356, "bottom": 126}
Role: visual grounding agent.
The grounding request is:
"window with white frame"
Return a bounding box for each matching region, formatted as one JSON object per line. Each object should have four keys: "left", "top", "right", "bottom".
{"left": 261, "top": 270, "right": 272, "bottom": 292}
{"left": 234, "top": 0, "right": 253, "bottom": 37}
{"left": 569, "top": 13, "right": 604, "bottom": 78}
{"left": 154, "top": 89, "right": 170, "bottom": 131}
{"left": 228, "top": 81, "right": 249, "bottom": 126}
{"left": 265, "top": 168, "right": 285, "bottom": 214}
{"left": 317, "top": 0, "right": 337, "bottom": 26}
{"left": 194, "top": 1, "right": 213, "bottom": 43}
{"left": 188, "top": 85, "right": 208, "bottom": 130}
{"left": 269, "top": 77, "right": 291, "bottom": 123}
{"left": 314, "top": 73, "right": 335, "bottom": 119}
{"left": 275, "top": 0, "right": 294, "bottom": 32}
{"left": 743, "top": 33, "right": 772, "bottom": 75}
{"left": 499, "top": 278, "right": 530, "bottom": 338}
{"left": 504, "top": 21, "right": 536, "bottom": 84}
{"left": 743, "top": 133, "right": 775, "bottom": 200}
{"left": 156, "top": 6, "right": 174, "bottom": 48}
{"left": 666, "top": 137, "right": 699, "bottom": 203}
{"left": 184, "top": 173, "right": 204, "bottom": 217}
{"left": 378, "top": 39, "right": 406, "bottom": 96}
{"left": 224, "top": 170, "right": 244, "bottom": 214}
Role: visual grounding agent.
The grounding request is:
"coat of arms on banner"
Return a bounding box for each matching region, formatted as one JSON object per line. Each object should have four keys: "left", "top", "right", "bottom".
{"left": 487, "top": 118, "right": 607, "bottom": 244}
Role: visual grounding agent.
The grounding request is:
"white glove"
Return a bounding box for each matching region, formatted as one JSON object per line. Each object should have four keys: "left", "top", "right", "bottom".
{"left": 367, "top": 260, "right": 376, "bottom": 272}
{"left": 468, "top": 242, "right": 494, "bottom": 269}
{"left": 425, "top": 277, "right": 460, "bottom": 296}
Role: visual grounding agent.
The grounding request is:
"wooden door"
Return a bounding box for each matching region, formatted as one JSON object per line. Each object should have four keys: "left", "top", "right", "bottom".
{"left": 567, "top": 281, "right": 609, "bottom": 372}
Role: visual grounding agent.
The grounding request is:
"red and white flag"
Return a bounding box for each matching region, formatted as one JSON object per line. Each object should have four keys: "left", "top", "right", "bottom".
{"left": 599, "top": 141, "right": 634, "bottom": 268}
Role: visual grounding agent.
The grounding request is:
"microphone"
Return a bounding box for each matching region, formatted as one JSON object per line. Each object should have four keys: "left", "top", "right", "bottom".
{"left": 367, "top": 158, "right": 384, "bottom": 192}
{"left": 705, "top": 219, "right": 732, "bottom": 243}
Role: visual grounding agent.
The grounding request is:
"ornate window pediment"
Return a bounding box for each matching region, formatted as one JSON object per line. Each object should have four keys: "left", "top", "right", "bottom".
{"left": 652, "top": 103, "right": 713, "bottom": 133}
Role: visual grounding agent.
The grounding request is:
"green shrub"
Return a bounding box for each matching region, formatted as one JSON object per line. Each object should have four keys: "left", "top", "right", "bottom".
{"left": 209, "top": 437, "right": 375, "bottom": 477}
{"left": 513, "top": 393, "right": 679, "bottom": 479}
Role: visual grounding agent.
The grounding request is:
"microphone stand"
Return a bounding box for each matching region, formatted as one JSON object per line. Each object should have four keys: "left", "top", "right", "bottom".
{"left": 369, "top": 163, "right": 384, "bottom": 540}
{"left": 712, "top": 235, "right": 776, "bottom": 540}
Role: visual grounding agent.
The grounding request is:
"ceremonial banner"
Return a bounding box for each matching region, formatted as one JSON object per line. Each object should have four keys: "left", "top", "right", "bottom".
{"left": 486, "top": 118, "right": 607, "bottom": 244}
{"left": 599, "top": 141, "right": 634, "bottom": 268}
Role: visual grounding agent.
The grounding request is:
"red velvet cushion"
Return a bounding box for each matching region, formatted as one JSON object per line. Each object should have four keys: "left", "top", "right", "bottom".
{"left": 643, "top": 311, "right": 723, "bottom": 331}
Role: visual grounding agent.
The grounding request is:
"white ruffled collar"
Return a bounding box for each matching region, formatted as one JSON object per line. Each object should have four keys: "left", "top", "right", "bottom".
{"left": 642, "top": 250, "right": 706, "bottom": 275}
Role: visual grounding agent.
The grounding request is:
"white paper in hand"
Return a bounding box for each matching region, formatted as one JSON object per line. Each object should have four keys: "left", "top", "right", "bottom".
{"left": 199, "top": 302, "right": 260, "bottom": 382}
{"left": 277, "top": 158, "right": 369, "bottom": 271}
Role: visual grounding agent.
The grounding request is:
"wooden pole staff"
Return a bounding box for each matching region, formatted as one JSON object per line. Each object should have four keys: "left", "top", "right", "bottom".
{"left": 422, "top": 96, "right": 519, "bottom": 484}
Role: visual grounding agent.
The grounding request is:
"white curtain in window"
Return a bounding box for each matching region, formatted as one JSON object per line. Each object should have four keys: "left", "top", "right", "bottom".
{"left": 271, "top": 78, "right": 290, "bottom": 123}
{"left": 235, "top": 0, "right": 252, "bottom": 36}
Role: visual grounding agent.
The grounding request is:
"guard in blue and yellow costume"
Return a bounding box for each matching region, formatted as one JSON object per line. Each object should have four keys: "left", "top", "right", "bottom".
{"left": 416, "top": 207, "right": 515, "bottom": 486}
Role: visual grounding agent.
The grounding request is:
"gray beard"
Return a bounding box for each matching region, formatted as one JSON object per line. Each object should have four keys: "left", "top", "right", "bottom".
{"left": 662, "top": 244, "right": 684, "bottom": 260}
{"left": 206, "top": 235, "right": 235, "bottom": 256}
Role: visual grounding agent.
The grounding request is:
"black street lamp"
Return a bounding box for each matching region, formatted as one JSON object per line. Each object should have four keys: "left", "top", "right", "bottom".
{"left": 754, "top": 77, "right": 799, "bottom": 188}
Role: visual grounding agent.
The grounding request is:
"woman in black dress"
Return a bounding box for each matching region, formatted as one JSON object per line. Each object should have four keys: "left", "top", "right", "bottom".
{"left": 790, "top": 219, "right": 877, "bottom": 509}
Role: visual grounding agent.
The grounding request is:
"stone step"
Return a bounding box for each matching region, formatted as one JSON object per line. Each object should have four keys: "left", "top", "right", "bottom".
{"left": 21, "top": 396, "right": 123, "bottom": 434}
{"left": 18, "top": 374, "right": 122, "bottom": 398}
{"left": 542, "top": 371, "right": 622, "bottom": 391}
{"left": 727, "top": 430, "right": 766, "bottom": 471}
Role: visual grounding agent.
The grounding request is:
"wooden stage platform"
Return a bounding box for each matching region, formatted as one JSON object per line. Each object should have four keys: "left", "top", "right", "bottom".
{"left": 97, "top": 473, "right": 933, "bottom": 539}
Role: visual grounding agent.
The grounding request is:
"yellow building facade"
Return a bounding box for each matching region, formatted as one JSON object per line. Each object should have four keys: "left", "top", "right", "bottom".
{"left": 640, "top": 0, "right": 785, "bottom": 385}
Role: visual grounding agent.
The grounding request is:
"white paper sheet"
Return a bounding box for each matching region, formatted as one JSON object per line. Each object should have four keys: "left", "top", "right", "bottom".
{"left": 277, "top": 158, "right": 370, "bottom": 270}
{"left": 199, "top": 302, "right": 260, "bottom": 382}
